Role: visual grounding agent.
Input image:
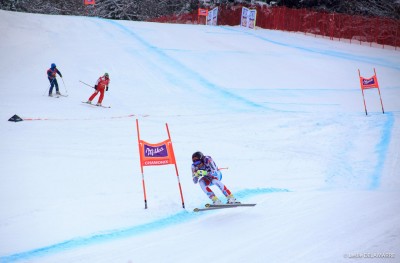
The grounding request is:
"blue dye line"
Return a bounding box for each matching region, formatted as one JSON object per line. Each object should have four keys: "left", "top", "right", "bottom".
{"left": 0, "top": 187, "right": 289, "bottom": 262}
{"left": 370, "top": 112, "right": 395, "bottom": 189}
{"left": 101, "top": 19, "right": 269, "bottom": 111}
{"left": 221, "top": 26, "right": 400, "bottom": 71}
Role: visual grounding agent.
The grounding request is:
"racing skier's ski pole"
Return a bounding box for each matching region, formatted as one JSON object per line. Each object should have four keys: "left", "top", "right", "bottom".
{"left": 218, "top": 167, "right": 229, "bottom": 170}
{"left": 79, "top": 80, "right": 94, "bottom": 88}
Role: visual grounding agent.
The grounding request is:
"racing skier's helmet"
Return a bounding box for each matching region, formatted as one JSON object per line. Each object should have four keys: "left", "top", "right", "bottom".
{"left": 192, "top": 151, "right": 204, "bottom": 162}
{"left": 51, "top": 63, "right": 56, "bottom": 68}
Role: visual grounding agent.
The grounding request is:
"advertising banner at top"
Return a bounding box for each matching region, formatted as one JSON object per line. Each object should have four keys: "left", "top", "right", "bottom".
{"left": 207, "top": 7, "right": 219, "bottom": 26}
{"left": 241, "top": 7, "right": 257, "bottom": 29}
{"left": 84, "top": 0, "right": 95, "bottom": 5}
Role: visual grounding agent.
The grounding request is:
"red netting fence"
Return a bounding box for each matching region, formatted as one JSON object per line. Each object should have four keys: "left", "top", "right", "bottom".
{"left": 149, "top": 5, "right": 400, "bottom": 50}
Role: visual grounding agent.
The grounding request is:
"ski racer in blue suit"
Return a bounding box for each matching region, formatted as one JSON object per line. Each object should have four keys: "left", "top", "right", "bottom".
{"left": 47, "top": 63, "right": 62, "bottom": 96}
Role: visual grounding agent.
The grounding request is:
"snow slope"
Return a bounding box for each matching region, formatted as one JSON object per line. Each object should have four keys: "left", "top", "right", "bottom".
{"left": 0, "top": 10, "right": 399, "bottom": 263}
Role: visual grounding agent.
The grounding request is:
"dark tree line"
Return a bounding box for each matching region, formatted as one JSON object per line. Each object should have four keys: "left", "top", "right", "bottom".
{"left": 0, "top": 0, "right": 198, "bottom": 20}
{"left": 0, "top": 0, "right": 399, "bottom": 20}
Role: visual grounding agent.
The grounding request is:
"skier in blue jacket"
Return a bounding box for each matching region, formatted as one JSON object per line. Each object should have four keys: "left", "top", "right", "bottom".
{"left": 47, "top": 63, "right": 62, "bottom": 96}
{"left": 191, "top": 151, "right": 237, "bottom": 204}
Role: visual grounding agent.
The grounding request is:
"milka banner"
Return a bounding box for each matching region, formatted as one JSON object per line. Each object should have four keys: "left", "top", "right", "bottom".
{"left": 207, "top": 7, "right": 219, "bottom": 26}
{"left": 360, "top": 76, "right": 378, "bottom": 89}
{"left": 241, "top": 7, "right": 257, "bottom": 29}
{"left": 138, "top": 139, "right": 176, "bottom": 166}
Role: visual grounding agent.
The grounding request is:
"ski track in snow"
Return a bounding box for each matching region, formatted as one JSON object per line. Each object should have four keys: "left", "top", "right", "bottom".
{"left": 370, "top": 112, "right": 395, "bottom": 189}
{"left": 0, "top": 188, "right": 288, "bottom": 262}
{"left": 322, "top": 112, "right": 395, "bottom": 190}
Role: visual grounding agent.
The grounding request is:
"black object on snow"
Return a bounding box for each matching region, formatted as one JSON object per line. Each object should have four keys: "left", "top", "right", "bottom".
{"left": 8, "top": 114, "right": 23, "bottom": 122}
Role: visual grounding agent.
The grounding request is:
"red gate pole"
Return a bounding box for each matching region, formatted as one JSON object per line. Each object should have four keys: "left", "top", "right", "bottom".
{"left": 374, "top": 68, "right": 385, "bottom": 114}
{"left": 136, "top": 119, "right": 148, "bottom": 209}
{"left": 361, "top": 89, "right": 368, "bottom": 116}
{"left": 377, "top": 87, "right": 385, "bottom": 114}
{"left": 165, "top": 123, "right": 185, "bottom": 209}
{"left": 358, "top": 69, "right": 368, "bottom": 116}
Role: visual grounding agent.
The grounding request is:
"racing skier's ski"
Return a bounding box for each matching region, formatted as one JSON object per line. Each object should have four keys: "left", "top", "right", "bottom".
{"left": 205, "top": 203, "right": 256, "bottom": 208}
{"left": 193, "top": 206, "right": 237, "bottom": 212}
{"left": 193, "top": 203, "right": 256, "bottom": 212}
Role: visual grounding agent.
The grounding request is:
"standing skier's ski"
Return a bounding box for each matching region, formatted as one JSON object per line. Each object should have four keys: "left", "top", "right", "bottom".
{"left": 81, "top": 101, "right": 111, "bottom": 108}
{"left": 49, "top": 94, "right": 68, "bottom": 98}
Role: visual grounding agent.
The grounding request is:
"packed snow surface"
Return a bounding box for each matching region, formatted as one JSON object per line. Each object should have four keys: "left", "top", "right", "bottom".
{"left": 0, "top": 10, "right": 399, "bottom": 263}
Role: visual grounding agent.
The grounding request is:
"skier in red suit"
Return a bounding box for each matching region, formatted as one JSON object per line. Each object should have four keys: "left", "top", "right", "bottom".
{"left": 87, "top": 73, "right": 110, "bottom": 106}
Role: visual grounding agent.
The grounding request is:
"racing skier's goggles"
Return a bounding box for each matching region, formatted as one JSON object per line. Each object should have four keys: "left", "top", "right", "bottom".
{"left": 193, "top": 160, "right": 202, "bottom": 166}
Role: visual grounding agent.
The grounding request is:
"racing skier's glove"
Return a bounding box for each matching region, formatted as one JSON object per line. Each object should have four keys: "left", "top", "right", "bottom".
{"left": 196, "top": 170, "right": 208, "bottom": 177}
{"left": 193, "top": 170, "right": 208, "bottom": 184}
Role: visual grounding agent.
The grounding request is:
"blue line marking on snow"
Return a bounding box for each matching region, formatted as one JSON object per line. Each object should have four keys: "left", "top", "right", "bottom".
{"left": 221, "top": 27, "right": 400, "bottom": 71}
{"left": 370, "top": 112, "right": 395, "bottom": 189}
{"left": 0, "top": 187, "right": 289, "bottom": 262}
{"left": 235, "top": 187, "right": 290, "bottom": 199}
{"left": 99, "top": 19, "right": 273, "bottom": 111}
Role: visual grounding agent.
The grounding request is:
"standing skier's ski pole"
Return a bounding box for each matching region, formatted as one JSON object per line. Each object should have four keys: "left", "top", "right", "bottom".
{"left": 61, "top": 77, "right": 68, "bottom": 94}
{"left": 79, "top": 80, "right": 94, "bottom": 88}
